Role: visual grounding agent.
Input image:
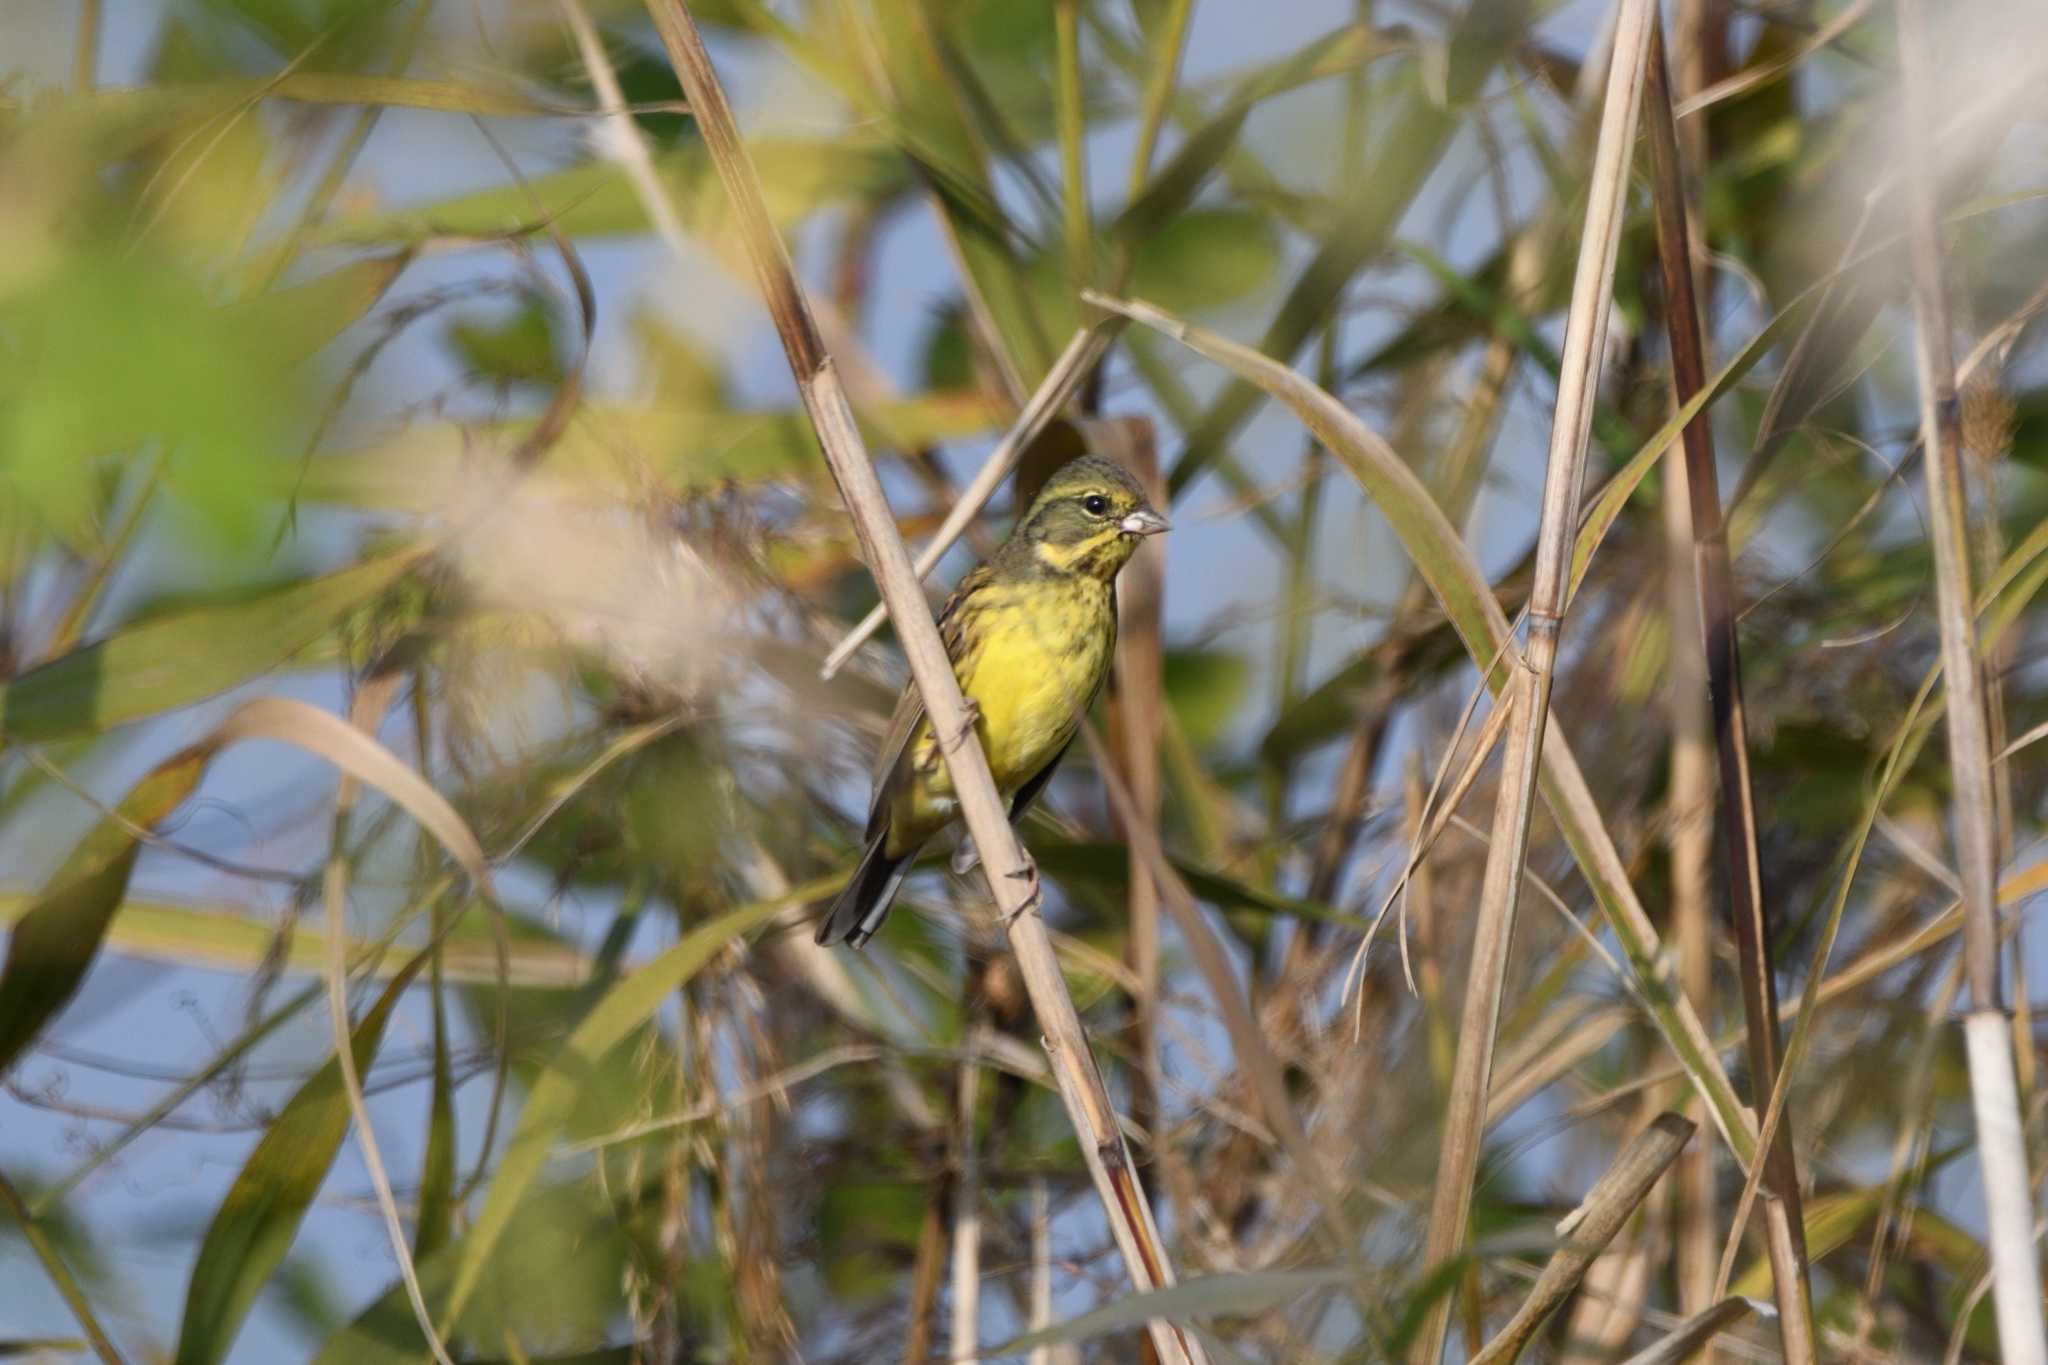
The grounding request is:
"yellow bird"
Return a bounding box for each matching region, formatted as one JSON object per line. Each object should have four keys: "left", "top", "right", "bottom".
{"left": 816, "top": 455, "right": 1169, "bottom": 947}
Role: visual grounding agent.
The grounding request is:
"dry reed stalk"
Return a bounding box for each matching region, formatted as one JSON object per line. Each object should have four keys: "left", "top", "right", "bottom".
{"left": 1643, "top": 21, "right": 1815, "bottom": 1359}
{"left": 1468, "top": 1113, "right": 1694, "bottom": 1365}
{"left": 1617, "top": 1298, "right": 1757, "bottom": 1365}
{"left": 1101, "top": 418, "right": 1168, "bottom": 1166}
{"left": 1406, "top": 755, "right": 1455, "bottom": 1086}
{"left": 1412, "top": 2, "right": 1656, "bottom": 1358}
{"left": 1662, "top": 462, "right": 1720, "bottom": 1322}
{"left": 1895, "top": 1, "right": 2048, "bottom": 1359}
{"left": 639, "top": 6, "right": 1196, "bottom": 1359}
{"left": 1667, "top": 0, "right": 1721, "bottom": 1330}
{"left": 1560, "top": 1103, "right": 1667, "bottom": 1359}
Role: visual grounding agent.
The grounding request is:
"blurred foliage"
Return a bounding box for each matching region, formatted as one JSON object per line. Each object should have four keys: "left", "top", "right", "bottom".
{"left": 0, "top": 1, "right": 2045, "bottom": 1363}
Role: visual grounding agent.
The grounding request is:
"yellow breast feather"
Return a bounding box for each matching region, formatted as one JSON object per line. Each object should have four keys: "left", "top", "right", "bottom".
{"left": 891, "top": 578, "right": 1114, "bottom": 844}
{"left": 957, "top": 579, "right": 1113, "bottom": 787}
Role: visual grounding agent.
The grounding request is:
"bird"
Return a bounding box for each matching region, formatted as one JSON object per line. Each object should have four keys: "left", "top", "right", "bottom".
{"left": 815, "top": 454, "right": 1170, "bottom": 948}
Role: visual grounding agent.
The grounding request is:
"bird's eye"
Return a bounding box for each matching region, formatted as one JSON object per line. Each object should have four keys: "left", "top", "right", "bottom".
{"left": 1082, "top": 495, "right": 1110, "bottom": 516}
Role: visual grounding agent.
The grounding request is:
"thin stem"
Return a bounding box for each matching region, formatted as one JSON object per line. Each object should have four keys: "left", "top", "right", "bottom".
{"left": 904, "top": 1181, "right": 948, "bottom": 1365}
{"left": 1027, "top": 1179, "right": 1054, "bottom": 1365}
{"left": 1055, "top": 0, "right": 1090, "bottom": 287}
{"left": 1617, "top": 1299, "right": 1757, "bottom": 1365}
{"left": 0, "top": 1171, "right": 126, "bottom": 1364}
{"left": 1106, "top": 419, "right": 1167, "bottom": 1179}
{"left": 1123, "top": 0, "right": 1196, "bottom": 200}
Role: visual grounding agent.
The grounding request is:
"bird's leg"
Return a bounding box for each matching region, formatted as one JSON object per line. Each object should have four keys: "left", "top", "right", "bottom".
{"left": 997, "top": 852, "right": 1042, "bottom": 928}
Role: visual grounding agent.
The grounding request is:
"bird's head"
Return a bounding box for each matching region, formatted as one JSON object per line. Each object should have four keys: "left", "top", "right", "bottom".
{"left": 1009, "top": 455, "right": 1170, "bottom": 580}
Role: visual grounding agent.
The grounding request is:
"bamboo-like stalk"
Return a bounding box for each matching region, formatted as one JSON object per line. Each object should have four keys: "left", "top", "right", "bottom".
{"left": 1662, "top": 458, "right": 1720, "bottom": 1322}
{"left": 1642, "top": 22, "right": 1815, "bottom": 1360}
{"left": 1468, "top": 1113, "right": 1694, "bottom": 1365}
{"left": 1894, "top": 1, "right": 2048, "bottom": 1359}
{"left": 1411, "top": 4, "right": 1656, "bottom": 1359}
{"left": 638, "top": 7, "right": 1197, "bottom": 1360}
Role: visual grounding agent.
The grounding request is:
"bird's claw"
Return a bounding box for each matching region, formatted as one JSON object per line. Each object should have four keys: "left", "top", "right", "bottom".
{"left": 941, "top": 698, "right": 983, "bottom": 755}
{"left": 998, "top": 855, "right": 1043, "bottom": 928}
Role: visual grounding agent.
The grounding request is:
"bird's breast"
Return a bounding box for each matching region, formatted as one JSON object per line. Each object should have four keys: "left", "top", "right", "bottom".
{"left": 946, "top": 579, "right": 1114, "bottom": 791}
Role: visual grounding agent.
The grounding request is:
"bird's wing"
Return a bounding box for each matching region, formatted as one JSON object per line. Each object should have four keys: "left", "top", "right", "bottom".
{"left": 862, "top": 565, "right": 993, "bottom": 839}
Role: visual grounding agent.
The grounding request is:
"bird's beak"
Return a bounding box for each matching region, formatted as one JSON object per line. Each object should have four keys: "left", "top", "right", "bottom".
{"left": 1119, "top": 508, "right": 1171, "bottom": 538}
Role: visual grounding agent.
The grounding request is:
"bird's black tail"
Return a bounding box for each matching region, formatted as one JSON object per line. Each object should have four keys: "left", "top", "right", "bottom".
{"left": 815, "top": 833, "right": 913, "bottom": 948}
